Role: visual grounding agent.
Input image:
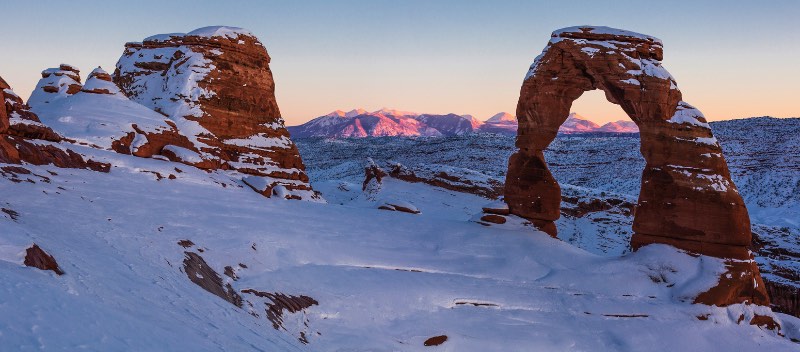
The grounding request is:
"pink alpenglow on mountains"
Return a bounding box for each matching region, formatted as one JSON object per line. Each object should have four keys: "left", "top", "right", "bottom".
{"left": 289, "top": 110, "right": 637, "bottom": 137}
{"left": 288, "top": 108, "right": 482, "bottom": 137}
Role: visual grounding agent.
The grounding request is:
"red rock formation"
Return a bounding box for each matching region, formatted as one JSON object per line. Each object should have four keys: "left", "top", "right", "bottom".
{"left": 27, "top": 64, "right": 82, "bottom": 106}
{"left": 505, "top": 26, "right": 768, "bottom": 307}
{"left": 423, "top": 335, "right": 448, "bottom": 346}
{"left": 363, "top": 158, "right": 387, "bottom": 191}
{"left": 0, "top": 76, "right": 108, "bottom": 171}
{"left": 113, "top": 26, "right": 316, "bottom": 200}
{"left": 80, "top": 67, "right": 121, "bottom": 95}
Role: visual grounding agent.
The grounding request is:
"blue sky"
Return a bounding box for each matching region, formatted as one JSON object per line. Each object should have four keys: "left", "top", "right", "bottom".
{"left": 1, "top": 0, "right": 798, "bottom": 125}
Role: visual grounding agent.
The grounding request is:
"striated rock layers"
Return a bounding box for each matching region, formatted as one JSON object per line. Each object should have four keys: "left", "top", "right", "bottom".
{"left": 1, "top": 75, "right": 107, "bottom": 171}
{"left": 112, "top": 26, "right": 316, "bottom": 200}
{"left": 505, "top": 26, "right": 768, "bottom": 308}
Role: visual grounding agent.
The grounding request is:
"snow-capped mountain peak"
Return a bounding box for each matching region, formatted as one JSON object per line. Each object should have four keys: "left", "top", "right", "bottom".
{"left": 289, "top": 108, "right": 482, "bottom": 138}
{"left": 560, "top": 112, "right": 601, "bottom": 132}
{"left": 324, "top": 110, "right": 348, "bottom": 118}
{"left": 345, "top": 108, "right": 368, "bottom": 118}
{"left": 485, "top": 112, "right": 516, "bottom": 124}
{"left": 372, "top": 107, "right": 419, "bottom": 117}
{"left": 292, "top": 109, "right": 640, "bottom": 138}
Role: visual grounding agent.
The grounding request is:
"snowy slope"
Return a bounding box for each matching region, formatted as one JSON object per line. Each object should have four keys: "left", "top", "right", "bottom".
{"left": 2, "top": 144, "right": 799, "bottom": 350}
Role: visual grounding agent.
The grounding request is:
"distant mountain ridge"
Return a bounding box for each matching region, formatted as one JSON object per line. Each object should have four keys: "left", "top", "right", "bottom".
{"left": 289, "top": 109, "right": 639, "bottom": 138}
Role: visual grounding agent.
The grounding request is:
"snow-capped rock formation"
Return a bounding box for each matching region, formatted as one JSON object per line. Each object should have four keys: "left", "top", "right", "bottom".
{"left": 80, "top": 67, "right": 124, "bottom": 95}
{"left": 288, "top": 109, "right": 482, "bottom": 138}
{"left": 505, "top": 26, "right": 768, "bottom": 308}
{"left": 27, "top": 64, "right": 83, "bottom": 106}
{"left": 1, "top": 75, "right": 107, "bottom": 171}
{"left": 30, "top": 66, "right": 184, "bottom": 152}
{"left": 388, "top": 162, "right": 503, "bottom": 199}
{"left": 111, "top": 26, "right": 315, "bottom": 200}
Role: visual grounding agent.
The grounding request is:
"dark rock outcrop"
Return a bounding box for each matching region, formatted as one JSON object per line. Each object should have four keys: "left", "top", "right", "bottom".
{"left": 504, "top": 26, "right": 768, "bottom": 308}
{"left": 362, "top": 158, "right": 387, "bottom": 191}
{"left": 424, "top": 335, "right": 448, "bottom": 346}
{"left": 183, "top": 251, "right": 243, "bottom": 307}
{"left": 24, "top": 244, "right": 64, "bottom": 275}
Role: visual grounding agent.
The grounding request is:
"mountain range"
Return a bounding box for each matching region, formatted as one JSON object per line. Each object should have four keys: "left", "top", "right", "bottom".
{"left": 288, "top": 109, "right": 639, "bottom": 138}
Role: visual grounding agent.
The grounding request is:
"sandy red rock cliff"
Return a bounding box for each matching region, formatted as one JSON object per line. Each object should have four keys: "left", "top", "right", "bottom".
{"left": 112, "top": 26, "right": 316, "bottom": 200}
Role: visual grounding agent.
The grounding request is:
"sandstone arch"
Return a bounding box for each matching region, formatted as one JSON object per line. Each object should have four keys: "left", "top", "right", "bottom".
{"left": 505, "top": 26, "right": 768, "bottom": 306}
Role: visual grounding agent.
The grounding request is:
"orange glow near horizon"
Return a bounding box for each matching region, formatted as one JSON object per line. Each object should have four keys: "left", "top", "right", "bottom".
{"left": 1, "top": 1, "right": 797, "bottom": 127}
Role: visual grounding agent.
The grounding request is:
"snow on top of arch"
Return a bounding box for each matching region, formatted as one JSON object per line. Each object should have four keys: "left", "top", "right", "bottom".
{"left": 526, "top": 26, "right": 673, "bottom": 83}
{"left": 668, "top": 101, "right": 712, "bottom": 129}
{"left": 552, "top": 26, "right": 662, "bottom": 44}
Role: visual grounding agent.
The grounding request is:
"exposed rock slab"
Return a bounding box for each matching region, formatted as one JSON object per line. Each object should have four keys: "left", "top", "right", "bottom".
{"left": 182, "top": 251, "right": 242, "bottom": 307}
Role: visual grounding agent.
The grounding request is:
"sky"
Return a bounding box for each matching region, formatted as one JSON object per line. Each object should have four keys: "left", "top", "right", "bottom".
{"left": 1, "top": 0, "right": 798, "bottom": 126}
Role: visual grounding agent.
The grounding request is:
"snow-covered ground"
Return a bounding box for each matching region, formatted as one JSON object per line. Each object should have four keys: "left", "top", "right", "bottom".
{"left": 2, "top": 141, "right": 799, "bottom": 350}
{"left": 296, "top": 117, "right": 800, "bottom": 290}
{"left": 2, "top": 116, "right": 799, "bottom": 350}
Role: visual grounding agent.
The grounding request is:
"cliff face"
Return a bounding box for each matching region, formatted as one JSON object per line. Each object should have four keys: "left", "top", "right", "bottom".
{"left": 113, "top": 26, "right": 316, "bottom": 200}
{"left": 505, "top": 26, "right": 768, "bottom": 309}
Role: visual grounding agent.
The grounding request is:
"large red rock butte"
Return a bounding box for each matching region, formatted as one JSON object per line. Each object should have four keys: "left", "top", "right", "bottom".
{"left": 112, "top": 26, "right": 316, "bottom": 200}
{"left": 0, "top": 75, "right": 107, "bottom": 171}
{"left": 504, "top": 26, "right": 768, "bottom": 308}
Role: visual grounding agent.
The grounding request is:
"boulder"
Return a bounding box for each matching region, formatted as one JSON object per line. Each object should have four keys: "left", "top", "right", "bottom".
{"left": 113, "top": 26, "right": 316, "bottom": 200}
{"left": 480, "top": 214, "right": 507, "bottom": 224}
{"left": 378, "top": 199, "right": 420, "bottom": 214}
{"left": 504, "top": 26, "right": 768, "bottom": 307}
{"left": 23, "top": 244, "right": 64, "bottom": 275}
